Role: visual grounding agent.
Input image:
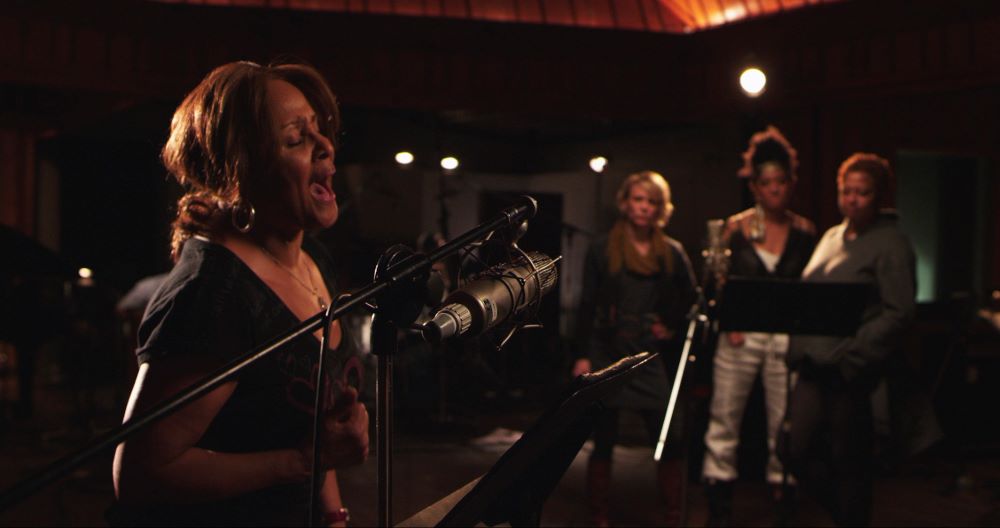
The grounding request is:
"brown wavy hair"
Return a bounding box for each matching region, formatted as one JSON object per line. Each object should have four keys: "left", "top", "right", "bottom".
{"left": 163, "top": 60, "right": 340, "bottom": 260}
{"left": 737, "top": 125, "right": 799, "bottom": 182}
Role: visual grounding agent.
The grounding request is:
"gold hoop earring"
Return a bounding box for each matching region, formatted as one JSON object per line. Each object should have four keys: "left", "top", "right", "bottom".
{"left": 231, "top": 201, "right": 255, "bottom": 233}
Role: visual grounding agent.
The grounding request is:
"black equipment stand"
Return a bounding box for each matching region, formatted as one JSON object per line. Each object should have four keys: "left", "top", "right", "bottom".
{"left": 398, "top": 352, "right": 659, "bottom": 527}
{"left": 713, "top": 277, "right": 868, "bottom": 502}
{"left": 0, "top": 196, "right": 540, "bottom": 528}
{"left": 716, "top": 277, "right": 868, "bottom": 336}
{"left": 653, "top": 300, "right": 707, "bottom": 462}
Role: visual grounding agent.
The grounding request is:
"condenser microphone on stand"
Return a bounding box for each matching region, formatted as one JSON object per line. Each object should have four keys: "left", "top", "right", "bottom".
{"left": 422, "top": 251, "right": 559, "bottom": 343}
{"left": 653, "top": 218, "right": 729, "bottom": 463}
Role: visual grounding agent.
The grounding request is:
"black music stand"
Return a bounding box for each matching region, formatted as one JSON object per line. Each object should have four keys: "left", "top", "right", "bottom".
{"left": 713, "top": 277, "right": 870, "bottom": 499}
{"left": 717, "top": 277, "right": 869, "bottom": 336}
{"left": 398, "top": 352, "right": 659, "bottom": 528}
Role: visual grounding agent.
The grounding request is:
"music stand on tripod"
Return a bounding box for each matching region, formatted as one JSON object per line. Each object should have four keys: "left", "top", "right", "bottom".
{"left": 397, "top": 351, "right": 659, "bottom": 528}
{"left": 717, "top": 277, "right": 868, "bottom": 336}
{"left": 714, "top": 277, "right": 869, "bottom": 497}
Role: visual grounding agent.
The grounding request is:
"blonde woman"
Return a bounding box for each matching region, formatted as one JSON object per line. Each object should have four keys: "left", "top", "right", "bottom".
{"left": 573, "top": 171, "right": 697, "bottom": 527}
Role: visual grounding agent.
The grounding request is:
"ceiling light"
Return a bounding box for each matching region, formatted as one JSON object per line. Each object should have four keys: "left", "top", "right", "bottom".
{"left": 395, "top": 151, "right": 414, "bottom": 165}
{"left": 739, "top": 67, "right": 766, "bottom": 97}
{"left": 589, "top": 156, "right": 608, "bottom": 173}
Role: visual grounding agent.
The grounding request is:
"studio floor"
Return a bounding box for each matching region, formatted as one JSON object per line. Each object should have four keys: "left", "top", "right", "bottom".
{"left": 0, "top": 376, "right": 998, "bottom": 527}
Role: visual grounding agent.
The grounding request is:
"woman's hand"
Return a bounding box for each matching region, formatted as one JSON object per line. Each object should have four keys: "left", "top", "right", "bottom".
{"left": 726, "top": 332, "right": 745, "bottom": 347}
{"left": 572, "top": 358, "right": 592, "bottom": 377}
{"left": 311, "top": 387, "right": 369, "bottom": 470}
{"left": 650, "top": 322, "right": 675, "bottom": 341}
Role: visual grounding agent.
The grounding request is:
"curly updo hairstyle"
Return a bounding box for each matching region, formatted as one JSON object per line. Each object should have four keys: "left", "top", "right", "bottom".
{"left": 737, "top": 125, "right": 799, "bottom": 182}
{"left": 163, "top": 60, "right": 340, "bottom": 260}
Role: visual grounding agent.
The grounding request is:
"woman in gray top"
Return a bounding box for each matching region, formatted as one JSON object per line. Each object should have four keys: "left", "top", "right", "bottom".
{"left": 783, "top": 153, "right": 916, "bottom": 527}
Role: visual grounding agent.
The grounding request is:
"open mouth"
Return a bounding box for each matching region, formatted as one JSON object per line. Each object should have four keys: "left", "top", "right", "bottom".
{"left": 310, "top": 178, "right": 335, "bottom": 203}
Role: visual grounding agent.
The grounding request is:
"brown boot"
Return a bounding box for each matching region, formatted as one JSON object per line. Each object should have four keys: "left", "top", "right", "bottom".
{"left": 586, "top": 457, "right": 612, "bottom": 527}
{"left": 657, "top": 458, "right": 685, "bottom": 527}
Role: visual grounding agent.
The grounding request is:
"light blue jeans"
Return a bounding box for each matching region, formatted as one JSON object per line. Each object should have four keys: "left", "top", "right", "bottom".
{"left": 702, "top": 332, "right": 791, "bottom": 484}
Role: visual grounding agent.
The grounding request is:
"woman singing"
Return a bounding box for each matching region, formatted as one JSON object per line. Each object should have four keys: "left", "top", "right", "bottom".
{"left": 783, "top": 153, "right": 916, "bottom": 526}
{"left": 701, "top": 126, "right": 816, "bottom": 526}
{"left": 111, "top": 61, "right": 369, "bottom": 526}
{"left": 573, "top": 171, "right": 698, "bottom": 527}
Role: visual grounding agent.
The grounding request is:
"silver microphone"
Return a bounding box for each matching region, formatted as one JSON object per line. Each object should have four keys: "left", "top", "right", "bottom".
{"left": 702, "top": 218, "right": 731, "bottom": 282}
{"left": 422, "top": 251, "right": 559, "bottom": 343}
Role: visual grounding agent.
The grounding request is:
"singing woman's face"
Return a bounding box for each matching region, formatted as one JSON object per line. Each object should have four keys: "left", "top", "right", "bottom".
{"left": 262, "top": 79, "right": 338, "bottom": 232}
{"left": 751, "top": 164, "right": 792, "bottom": 213}
{"left": 838, "top": 170, "right": 878, "bottom": 226}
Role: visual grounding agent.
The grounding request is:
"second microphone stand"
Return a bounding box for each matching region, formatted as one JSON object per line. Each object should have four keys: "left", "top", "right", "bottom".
{"left": 653, "top": 219, "right": 728, "bottom": 461}
{"left": 365, "top": 198, "right": 540, "bottom": 527}
{"left": 653, "top": 297, "right": 708, "bottom": 463}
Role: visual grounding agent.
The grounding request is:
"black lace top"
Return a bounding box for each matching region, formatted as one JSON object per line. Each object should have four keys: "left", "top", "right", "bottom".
{"left": 727, "top": 225, "right": 816, "bottom": 280}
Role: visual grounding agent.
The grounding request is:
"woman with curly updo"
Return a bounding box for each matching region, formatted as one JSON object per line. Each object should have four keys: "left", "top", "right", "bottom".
{"left": 702, "top": 126, "right": 817, "bottom": 526}
{"left": 111, "top": 61, "right": 368, "bottom": 526}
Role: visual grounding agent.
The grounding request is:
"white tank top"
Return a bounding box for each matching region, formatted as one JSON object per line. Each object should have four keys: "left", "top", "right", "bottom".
{"left": 754, "top": 246, "right": 780, "bottom": 273}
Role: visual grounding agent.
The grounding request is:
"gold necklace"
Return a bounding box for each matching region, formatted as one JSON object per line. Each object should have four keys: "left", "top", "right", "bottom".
{"left": 258, "top": 245, "right": 328, "bottom": 310}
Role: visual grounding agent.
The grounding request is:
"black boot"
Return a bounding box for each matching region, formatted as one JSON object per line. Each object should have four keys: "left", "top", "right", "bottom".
{"left": 705, "top": 479, "right": 734, "bottom": 528}
{"left": 771, "top": 483, "right": 798, "bottom": 527}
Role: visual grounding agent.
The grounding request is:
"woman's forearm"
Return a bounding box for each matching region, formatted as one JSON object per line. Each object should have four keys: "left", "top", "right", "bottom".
{"left": 116, "top": 445, "right": 308, "bottom": 507}
{"left": 321, "top": 470, "right": 347, "bottom": 526}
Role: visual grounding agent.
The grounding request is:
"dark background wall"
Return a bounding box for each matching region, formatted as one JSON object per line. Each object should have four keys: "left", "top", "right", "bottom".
{"left": 1, "top": 2, "right": 999, "bottom": 521}
{"left": 2, "top": 0, "right": 998, "bottom": 297}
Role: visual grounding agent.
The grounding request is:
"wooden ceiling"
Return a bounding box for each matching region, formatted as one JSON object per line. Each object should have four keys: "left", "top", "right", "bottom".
{"left": 3, "top": 0, "right": 998, "bottom": 131}
{"left": 151, "top": 0, "right": 840, "bottom": 33}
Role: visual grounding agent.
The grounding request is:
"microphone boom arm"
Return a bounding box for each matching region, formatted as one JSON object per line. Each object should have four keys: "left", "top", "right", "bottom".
{"left": 0, "top": 196, "right": 541, "bottom": 524}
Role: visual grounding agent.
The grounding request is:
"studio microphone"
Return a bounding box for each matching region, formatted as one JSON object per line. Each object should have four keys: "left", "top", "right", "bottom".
{"left": 422, "top": 251, "right": 559, "bottom": 343}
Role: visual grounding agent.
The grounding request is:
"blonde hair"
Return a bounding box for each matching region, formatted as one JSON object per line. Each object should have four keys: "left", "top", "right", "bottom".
{"left": 616, "top": 170, "right": 674, "bottom": 228}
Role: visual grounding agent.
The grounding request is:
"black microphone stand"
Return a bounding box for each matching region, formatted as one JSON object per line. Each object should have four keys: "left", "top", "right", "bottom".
{"left": 0, "top": 197, "right": 539, "bottom": 528}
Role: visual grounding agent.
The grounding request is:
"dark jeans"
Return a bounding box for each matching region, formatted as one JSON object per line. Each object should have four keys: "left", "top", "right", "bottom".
{"left": 592, "top": 406, "right": 684, "bottom": 461}
{"left": 779, "top": 366, "right": 874, "bottom": 526}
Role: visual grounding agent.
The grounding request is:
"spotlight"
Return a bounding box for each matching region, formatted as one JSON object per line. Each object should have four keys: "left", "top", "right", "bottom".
{"left": 589, "top": 156, "right": 608, "bottom": 173}
{"left": 440, "top": 156, "right": 459, "bottom": 170}
{"left": 77, "top": 267, "right": 95, "bottom": 287}
{"left": 739, "top": 67, "right": 766, "bottom": 97}
{"left": 395, "top": 151, "right": 414, "bottom": 165}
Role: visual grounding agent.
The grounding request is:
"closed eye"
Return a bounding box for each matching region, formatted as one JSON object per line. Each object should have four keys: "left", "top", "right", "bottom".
{"left": 282, "top": 115, "right": 319, "bottom": 147}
